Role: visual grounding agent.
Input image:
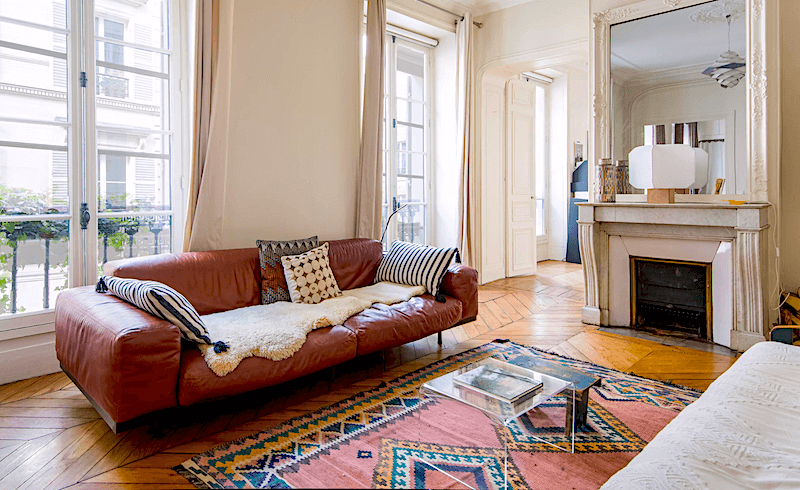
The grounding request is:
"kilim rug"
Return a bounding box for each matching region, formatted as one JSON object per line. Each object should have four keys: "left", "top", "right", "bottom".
{"left": 174, "top": 341, "right": 702, "bottom": 489}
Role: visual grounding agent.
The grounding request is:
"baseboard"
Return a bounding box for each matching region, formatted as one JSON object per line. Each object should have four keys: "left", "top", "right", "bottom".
{"left": 581, "top": 306, "right": 601, "bottom": 326}
{"left": 0, "top": 332, "right": 60, "bottom": 385}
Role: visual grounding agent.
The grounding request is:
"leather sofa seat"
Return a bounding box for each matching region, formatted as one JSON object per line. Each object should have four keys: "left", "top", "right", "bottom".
{"left": 345, "top": 294, "right": 462, "bottom": 356}
{"left": 178, "top": 325, "right": 357, "bottom": 406}
{"left": 55, "top": 238, "right": 479, "bottom": 431}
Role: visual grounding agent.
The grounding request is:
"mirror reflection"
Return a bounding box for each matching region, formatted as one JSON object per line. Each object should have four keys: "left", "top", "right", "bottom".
{"left": 611, "top": 0, "right": 747, "bottom": 195}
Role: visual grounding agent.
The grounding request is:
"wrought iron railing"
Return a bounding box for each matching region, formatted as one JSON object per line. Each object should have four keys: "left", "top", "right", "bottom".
{"left": 96, "top": 73, "right": 129, "bottom": 99}
{"left": 0, "top": 216, "right": 169, "bottom": 313}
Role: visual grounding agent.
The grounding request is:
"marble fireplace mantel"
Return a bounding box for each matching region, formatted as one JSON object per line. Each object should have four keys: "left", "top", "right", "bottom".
{"left": 577, "top": 202, "right": 770, "bottom": 351}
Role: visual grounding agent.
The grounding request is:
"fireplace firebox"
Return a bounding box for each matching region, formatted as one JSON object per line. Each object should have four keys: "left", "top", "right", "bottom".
{"left": 630, "top": 257, "right": 712, "bottom": 340}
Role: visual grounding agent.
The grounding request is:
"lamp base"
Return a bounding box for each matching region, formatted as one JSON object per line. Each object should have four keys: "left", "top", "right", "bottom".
{"left": 647, "top": 188, "right": 675, "bottom": 204}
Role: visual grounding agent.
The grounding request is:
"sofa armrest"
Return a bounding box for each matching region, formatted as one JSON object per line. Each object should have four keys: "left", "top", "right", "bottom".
{"left": 55, "top": 286, "right": 182, "bottom": 429}
{"left": 440, "top": 264, "right": 479, "bottom": 321}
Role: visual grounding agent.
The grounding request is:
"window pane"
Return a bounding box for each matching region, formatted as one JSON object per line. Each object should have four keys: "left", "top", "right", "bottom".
{"left": 0, "top": 220, "right": 69, "bottom": 316}
{"left": 94, "top": 0, "right": 169, "bottom": 50}
{"left": 97, "top": 215, "right": 171, "bottom": 267}
{"left": 396, "top": 176, "right": 424, "bottom": 203}
{"left": 0, "top": 146, "right": 70, "bottom": 214}
{"left": 396, "top": 100, "right": 424, "bottom": 126}
{"left": 396, "top": 124, "right": 424, "bottom": 153}
{"left": 97, "top": 153, "right": 170, "bottom": 212}
{"left": 95, "top": 69, "right": 170, "bottom": 127}
{"left": 0, "top": 1, "right": 67, "bottom": 29}
{"left": 397, "top": 152, "right": 424, "bottom": 177}
{"left": 394, "top": 204, "right": 425, "bottom": 245}
{"left": 535, "top": 86, "right": 546, "bottom": 199}
{"left": 0, "top": 35, "right": 69, "bottom": 119}
{"left": 395, "top": 45, "right": 424, "bottom": 101}
{"left": 536, "top": 199, "right": 545, "bottom": 236}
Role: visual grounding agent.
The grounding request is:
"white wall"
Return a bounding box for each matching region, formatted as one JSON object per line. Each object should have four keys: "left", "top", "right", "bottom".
{"left": 474, "top": 0, "right": 589, "bottom": 70}
{"left": 219, "top": 0, "right": 361, "bottom": 248}
{"left": 432, "top": 32, "right": 459, "bottom": 248}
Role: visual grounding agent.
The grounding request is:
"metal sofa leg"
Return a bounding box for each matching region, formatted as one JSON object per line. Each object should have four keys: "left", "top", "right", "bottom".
{"left": 438, "top": 332, "right": 442, "bottom": 345}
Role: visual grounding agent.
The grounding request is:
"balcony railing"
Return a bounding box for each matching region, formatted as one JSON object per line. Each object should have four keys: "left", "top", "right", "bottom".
{"left": 96, "top": 73, "right": 129, "bottom": 99}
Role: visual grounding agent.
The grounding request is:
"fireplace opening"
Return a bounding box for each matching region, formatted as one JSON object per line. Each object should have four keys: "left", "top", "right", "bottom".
{"left": 631, "top": 257, "right": 712, "bottom": 340}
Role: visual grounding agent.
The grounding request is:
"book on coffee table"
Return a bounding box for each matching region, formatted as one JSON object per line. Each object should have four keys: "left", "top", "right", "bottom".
{"left": 454, "top": 363, "right": 543, "bottom": 404}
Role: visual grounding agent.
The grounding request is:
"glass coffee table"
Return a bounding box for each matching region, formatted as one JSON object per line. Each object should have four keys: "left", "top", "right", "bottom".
{"left": 415, "top": 355, "right": 586, "bottom": 490}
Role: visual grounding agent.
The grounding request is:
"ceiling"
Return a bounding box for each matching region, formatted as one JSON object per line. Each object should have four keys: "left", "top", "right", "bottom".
{"left": 611, "top": 0, "right": 746, "bottom": 84}
{"left": 425, "top": 0, "right": 533, "bottom": 16}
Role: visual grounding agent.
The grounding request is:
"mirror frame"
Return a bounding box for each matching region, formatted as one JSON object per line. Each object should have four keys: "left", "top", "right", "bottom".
{"left": 590, "top": 0, "right": 779, "bottom": 202}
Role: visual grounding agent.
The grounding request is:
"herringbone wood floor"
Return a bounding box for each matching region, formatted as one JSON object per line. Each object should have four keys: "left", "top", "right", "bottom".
{"left": 0, "top": 261, "right": 737, "bottom": 489}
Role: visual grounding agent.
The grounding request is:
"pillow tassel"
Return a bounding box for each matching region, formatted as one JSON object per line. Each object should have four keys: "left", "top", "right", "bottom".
{"left": 213, "top": 341, "right": 229, "bottom": 354}
{"left": 95, "top": 276, "right": 108, "bottom": 293}
{"left": 455, "top": 249, "right": 462, "bottom": 264}
{"left": 435, "top": 292, "right": 446, "bottom": 303}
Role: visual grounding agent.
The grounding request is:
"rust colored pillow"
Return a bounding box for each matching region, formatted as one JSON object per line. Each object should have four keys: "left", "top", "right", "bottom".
{"left": 257, "top": 236, "right": 318, "bottom": 304}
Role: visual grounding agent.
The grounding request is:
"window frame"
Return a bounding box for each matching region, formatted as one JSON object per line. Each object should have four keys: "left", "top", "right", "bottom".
{"left": 0, "top": 0, "right": 190, "bottom": 334}
{"left": 382, "top": 34, "right": 434, "bottom": 248}
{"left": 532, "top": 81, "right": 549, "bottom": 244}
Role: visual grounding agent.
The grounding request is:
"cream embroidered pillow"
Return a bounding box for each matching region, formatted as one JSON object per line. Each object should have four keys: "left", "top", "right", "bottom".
{"left": 281, "top": 242, "right": 342, "bottom": 304}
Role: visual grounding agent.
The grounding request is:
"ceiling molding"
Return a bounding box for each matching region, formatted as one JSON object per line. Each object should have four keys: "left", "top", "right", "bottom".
{"left": 473, "top": 0, "right": 535, "bottom": 16}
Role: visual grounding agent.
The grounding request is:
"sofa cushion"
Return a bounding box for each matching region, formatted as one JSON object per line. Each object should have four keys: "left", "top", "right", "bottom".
{"left": 257, "top": 236, "right": 318, "bottom": 304}
{"left": 282, "top": 243, "right": 342, "bottom": 304}
{"left": 177, "top": 325, "right": 358, "bottom": 406}
{"left": 344, "top": 294, "right": 462, "bottom": 356}
{"left": 104, "top": 248, "right": 261, "bottom": 315}
{"left": 327, "top": 239, "right": 383, "bottom": 290}
{"left": 96, "top": 275, "right": 228, "bottom": 352}
{"left": 375, "top": 241, "right": 459, "bottom": 300}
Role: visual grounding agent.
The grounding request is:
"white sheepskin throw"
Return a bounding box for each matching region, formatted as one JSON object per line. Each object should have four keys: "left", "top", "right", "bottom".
{"left": 199, "top": 282, "right": 425, "bottom": 376}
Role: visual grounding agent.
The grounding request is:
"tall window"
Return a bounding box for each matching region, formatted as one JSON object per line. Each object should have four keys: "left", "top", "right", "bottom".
{"left": 0, "top": 0, "right": 184, "bottom": 318}
{"left": 534, "top": 84, "right": 547, "bottom": 238}
{"left": 382, "top": 36, "right": 431, "bottom": 247}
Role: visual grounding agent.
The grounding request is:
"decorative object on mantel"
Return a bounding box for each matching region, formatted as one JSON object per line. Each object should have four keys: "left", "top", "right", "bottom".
{"left": 629, "top": 145, "right": 708, "bottom": 203}
{"left": 701, "top": 14, "right": 746, "bottom": 88}
{"left": 615, "top": 159, "right": 632, "bottom": 194}
{"left": 714, "top": 178, "right": 725, "bottom": 195}
{"left": 595, "top": 158, "right": 616, "bottom": 203}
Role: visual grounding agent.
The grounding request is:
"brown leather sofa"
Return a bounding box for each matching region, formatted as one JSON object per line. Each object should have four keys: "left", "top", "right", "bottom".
{"left": 54, "top": 238, "right": 478, "bottom": 432}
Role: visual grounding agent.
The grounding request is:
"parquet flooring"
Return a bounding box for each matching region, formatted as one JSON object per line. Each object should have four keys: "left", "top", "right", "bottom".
{"left": 0, "top": 261, "right": 738, "bottom": 489}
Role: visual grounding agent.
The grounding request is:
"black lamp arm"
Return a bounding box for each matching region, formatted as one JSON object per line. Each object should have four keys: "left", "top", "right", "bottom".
{"left": 380, "top": 204, "right": 408, "bottom": 245}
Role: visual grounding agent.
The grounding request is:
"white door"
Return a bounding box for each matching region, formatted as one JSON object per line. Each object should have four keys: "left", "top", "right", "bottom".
{"left": 505, "top": 80, "right": 537, "bottom": 277}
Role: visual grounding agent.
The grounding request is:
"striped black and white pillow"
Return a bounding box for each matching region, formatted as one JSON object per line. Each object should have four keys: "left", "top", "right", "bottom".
{"left": 96, "top": 276, "right": 228, "bottom": 353}
{"left": 375, "top": 241, "right": 460, "bottom": 302}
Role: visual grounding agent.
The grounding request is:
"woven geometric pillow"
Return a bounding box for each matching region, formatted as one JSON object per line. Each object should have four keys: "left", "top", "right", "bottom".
{"left": 281, "top": 242, "right": 342, "bottom": 304}
{"left": 95, "top": 275, "right": 228, "bottom": 353}
{"left": 374, "top": 241, "right": 460, "bottom": 302}
{"left": 257, "top": 236, "right": 318, "bottom": 304}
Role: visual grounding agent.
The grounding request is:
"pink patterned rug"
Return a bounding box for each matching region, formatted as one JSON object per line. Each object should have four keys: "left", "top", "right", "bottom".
{"left": 175, "top": 341, "right": 701, "bottom": 489}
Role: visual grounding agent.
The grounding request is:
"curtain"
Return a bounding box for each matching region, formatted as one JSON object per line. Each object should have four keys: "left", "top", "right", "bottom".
{"left": 655, "top": 125, "right": 666, "bottom": 144}
{"left": 687, "top": 122, "right": 699, "bottom": 147}
{"left": 701, "top": 141, "right": 725, "bottom": 194}
{"left": 355, "top": 0, "right": 386, "bottom": 240}
{"left": 456, "top": 13, "right": 477, "bottom": 268}
{"left": 674, "top": 123, "right": 684, "bottom": 144}
{"left": 183, "top": 0, "right": 234, "bottom": 252}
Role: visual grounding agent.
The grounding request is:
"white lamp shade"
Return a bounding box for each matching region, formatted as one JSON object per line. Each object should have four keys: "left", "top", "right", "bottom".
{"left": 628, "top": 144, "right": 709, "bottom": 189}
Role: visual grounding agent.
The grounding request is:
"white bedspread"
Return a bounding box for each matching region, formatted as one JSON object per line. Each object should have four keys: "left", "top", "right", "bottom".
{"left": 198, "top": 282, "right": 425, "bottom": 376}
{"left": 601, "top": 341, "right": 800, "bottom": 490}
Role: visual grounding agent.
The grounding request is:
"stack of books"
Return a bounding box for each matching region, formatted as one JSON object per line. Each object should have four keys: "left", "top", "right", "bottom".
{"left": 453, "top": 359, "right": 543, "bottom": 415}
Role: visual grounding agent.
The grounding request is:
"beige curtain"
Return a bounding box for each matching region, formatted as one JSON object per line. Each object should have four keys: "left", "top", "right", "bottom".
{"left": 456, "top": 13, "right": 477, "bottom": 267}
{"left": 355, "top": 0, "right": 386, "bottom": 240}
{"left": 183, "top": 0, "right": 234, "bottom": 252}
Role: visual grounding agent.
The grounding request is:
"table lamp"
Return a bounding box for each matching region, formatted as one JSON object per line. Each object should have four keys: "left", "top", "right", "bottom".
{"left": 628, "top": 144, "right": 709, "bottom": 203}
